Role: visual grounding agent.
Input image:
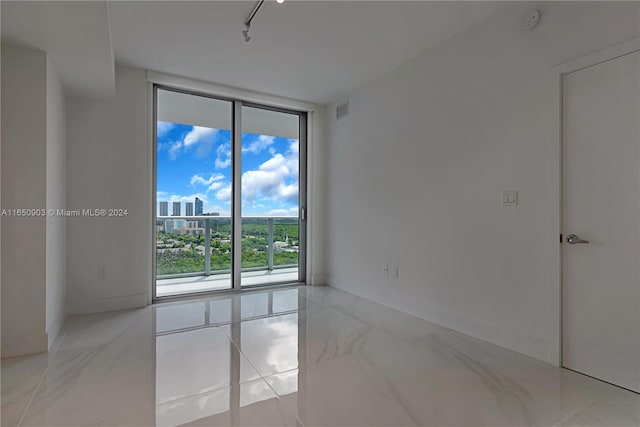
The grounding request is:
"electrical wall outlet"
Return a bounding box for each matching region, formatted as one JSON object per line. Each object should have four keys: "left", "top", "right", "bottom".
{"left": 98, "top": 266, "right": 106, "bottom": 279}
{"left": 383, "top": 264, "right": 389, "bottom": 276}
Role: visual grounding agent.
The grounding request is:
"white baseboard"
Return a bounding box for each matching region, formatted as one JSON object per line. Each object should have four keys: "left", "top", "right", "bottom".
{"left": 46, "top": 309, "right": 67, "bottom": 350}
{"left": 310, "top": 273, "right": 328, "bottom": 286}
{"left": 406, "top": 304, "right": 551, "bottom": 364}
{"left": 326, "top": 278, "right": 553, "bottom": 365}
{"left": 66, "top": 292, "right": 148, "bottom": 315}
{"left": 1, "top": 333, "right": 48, "bottom": 358}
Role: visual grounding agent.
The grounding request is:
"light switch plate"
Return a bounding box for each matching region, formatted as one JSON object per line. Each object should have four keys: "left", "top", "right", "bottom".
{"left": 502, "top": 191, "right": 518, "bottom": 206}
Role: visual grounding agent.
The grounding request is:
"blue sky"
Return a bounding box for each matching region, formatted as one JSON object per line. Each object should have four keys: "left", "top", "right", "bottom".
{"left": 157, "top": 121, "right": 299, "bottom": 216}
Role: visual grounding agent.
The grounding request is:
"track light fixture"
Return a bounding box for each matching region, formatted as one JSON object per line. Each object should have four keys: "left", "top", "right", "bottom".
{"left": 242, "top": 25, "right": 252, "bottom": 42}
{"left": 242, "top": 0, "right": 284, "bottom": 43}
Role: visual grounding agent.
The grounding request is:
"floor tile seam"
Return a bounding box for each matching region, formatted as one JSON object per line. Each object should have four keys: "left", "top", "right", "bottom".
{"left": 188, "top": 310, "right": 303, "bottom": 332}
{"left": 216, "top": 323, "right": 266, "bottom": 382}
{"left": 18, "top": 368, "right": 281, "bottom": 426}
{"left": 351, "top": 325, "right": 606, "bottom": 424}
{"left": 300, "top": 291, "right": 577, "bottom": 383}
{"left": 16, "top": 319, "right": 72, "bottom": 427}
{"left": 19, "top": 309, "right": 155, "bottom": 424}
{"left": 254, "top": 370, "right": 306, "bottom": 427}
{"left": 302, "top": 296, "right": 551, "bottom": 387}
{"left": 551, "top": 394, "right": 603, "bottom": 426}
{"left": 231, "top": 308, "right": 301, "bottom": 324}
{"left": 219, "top": 326, "right": 306, "bottom": 426}
{"left": 156, "top": 376, "right": 271, "bottom": 407}
{"left": 295, "top": 297, "right": 591, "bottom": 421}
{"left": 59, "top": 308, "right": 154, "bottom": 353}
{"left": 301, "top": 292, "right": 521, "bottom": 365}
{"left": 112, "top": 371, "right": 287, "bottom": 423}
{"left": 255, "top": 350, "right": 419, "bottom": 427}
{"left": 156, "top": 321, "right": 227, "bottom": 337}
{"left": 551, "top": 412, "right": 573, "bottom": 427}
{"left": 221, "top": 305, "right": 381, "bottom": 407}
{"left": 302, "top": 300, "right": 428, "bottom": 352}
{"left": 293, "top": 298, "right": 441, "bottom": 367}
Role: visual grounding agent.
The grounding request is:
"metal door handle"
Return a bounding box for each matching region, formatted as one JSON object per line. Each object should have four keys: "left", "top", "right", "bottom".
{"left": 566, "top": 234, "right": 589, "bottom": 244}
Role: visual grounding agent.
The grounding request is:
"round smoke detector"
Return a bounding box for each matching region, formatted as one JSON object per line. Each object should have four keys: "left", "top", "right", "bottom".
{"left": 522, "top": 9, "right": 541, "bottom": 31}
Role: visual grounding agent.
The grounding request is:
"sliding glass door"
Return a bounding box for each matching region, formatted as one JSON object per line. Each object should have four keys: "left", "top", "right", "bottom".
{"left": 241, "top": 105, "right": 305, "bottom": 287}
{"left": 154, "top": 88, "right": 233, "bottom": 297}
{"left": 154, "top": 87, "right": 306, "bottom": 299}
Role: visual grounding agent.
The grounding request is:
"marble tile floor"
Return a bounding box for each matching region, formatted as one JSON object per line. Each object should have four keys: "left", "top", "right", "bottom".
{"left": 1, "top": 285, "right": 638, "bottom": 426}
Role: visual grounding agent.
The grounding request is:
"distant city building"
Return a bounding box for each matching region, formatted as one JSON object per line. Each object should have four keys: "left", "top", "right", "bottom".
{"left": 163, "top": 219, "right": 202, "bottom": 235}
{"left": 195, "top": 198, "right": 203, "bottom": 216}
{"left": 172, "top": 202, "right": 181, "bottom": 216}
{"left": 159, "top": 201, "right": 168, "bottom": 216}
{"left": 184, "top": 221, "right": 204, "bottom": 235}
{"left": 204, "top": 212, "right": 220, "bottom": 216}
{"left": 185, "top": 202, "right": 194, "bottom": 216}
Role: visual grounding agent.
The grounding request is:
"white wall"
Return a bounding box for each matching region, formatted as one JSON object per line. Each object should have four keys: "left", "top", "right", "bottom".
{"left": 45, "top": 59, "right": 67, "bottom": 348}
{"left": 66, "top": 65, "right": 151, "bottom": 314}
{"left": 1, "top": 46, "right": 48, "bottom": 357}
{"left": 325, "top": 2, "right": 639, "bottom": 365}
{"left": 65, "top": 65, "right": 327, "bottom": 314}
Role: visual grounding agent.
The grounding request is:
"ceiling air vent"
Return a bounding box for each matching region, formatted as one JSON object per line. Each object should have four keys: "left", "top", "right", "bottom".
{"left": 336, "top": 101, "right": 349, "bottom": 120}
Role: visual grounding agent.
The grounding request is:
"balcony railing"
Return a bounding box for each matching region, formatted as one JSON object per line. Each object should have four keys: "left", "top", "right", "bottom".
{"left": 155, "top": 215, "right": 299, "bottom": 280}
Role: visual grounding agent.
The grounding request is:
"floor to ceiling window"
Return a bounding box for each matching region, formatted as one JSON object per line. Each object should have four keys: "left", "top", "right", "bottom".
{"left": 154, "top": 87, "right": 306, "bottom": 299}
{"left": 240, "top": 105, "right": 305, "bottom": 287}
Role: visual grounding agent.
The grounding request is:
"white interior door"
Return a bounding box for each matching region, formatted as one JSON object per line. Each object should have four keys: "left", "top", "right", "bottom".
{"left": 563, "top": 50, "right": 640, "bottom": 393}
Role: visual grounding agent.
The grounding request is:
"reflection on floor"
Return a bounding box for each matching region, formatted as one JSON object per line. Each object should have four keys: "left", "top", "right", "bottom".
{"left": 156, "top": 267, "right": 299, "bottom": 297}
{"left": 2, "top": 285, "right": 638, "bottom": 426}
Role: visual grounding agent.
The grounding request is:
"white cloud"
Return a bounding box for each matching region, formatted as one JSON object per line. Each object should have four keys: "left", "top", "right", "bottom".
{"left": 190, "top": 173, "right": 224, "bottom": 187}
{"left": 288, "top": 139, "right": 299, "bottom": 154}
{"left": 208, "top": 181, "right": 225, "bottom": 192}
{"left": 161, "top": 125, "right": 219, "bottom": 159}
{"left": 216, "top": 184, "right": 232, "bottom": 203}
{"left": 168, "top": 141, "right": 183, "bottom": 160}
{"left": 216, "top": 158, "right": 231, "bottom": 169}
{"left": 215, "top": 142, "right": 232, "bottom": 169}
{"left": 157, "top": 121, "right": 175, "bottom": 138}
{"left": 184, "top": 126, "right": 217, "bottom": 147}
{"left": 285, "top": 140, "right": 299, "bottom": 177}
{"left": 242, "top": 135, "right": 275, "bottom": 154}
{"left": 279, "top": 183, "right": 298, "bottom": 200}
{"left": 241, "top": 152, "right": 298, "bottom": 204}
{"left": 162, "top": 136, "right": 301, "bottom": 215}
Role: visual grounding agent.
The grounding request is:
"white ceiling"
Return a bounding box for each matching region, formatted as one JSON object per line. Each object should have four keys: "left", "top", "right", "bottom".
{"left": 1, "top": 1, "right": 508, "bottom": 103}
{"left": 1, "top": 1, "right": 114, "bottom": 98}
{"left": 108, "top": 1, "right": 507, "bottom": 104}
